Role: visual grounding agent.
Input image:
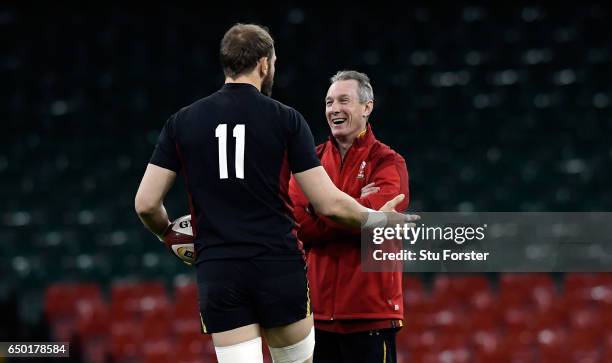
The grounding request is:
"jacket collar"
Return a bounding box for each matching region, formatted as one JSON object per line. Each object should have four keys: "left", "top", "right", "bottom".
{"left": 329, "top": 123, "right": 377, "bottom": 149}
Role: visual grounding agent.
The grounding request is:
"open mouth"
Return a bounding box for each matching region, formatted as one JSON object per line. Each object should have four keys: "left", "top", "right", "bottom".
{"left": 332, "top": 118, "right": 347, "bottom": 125}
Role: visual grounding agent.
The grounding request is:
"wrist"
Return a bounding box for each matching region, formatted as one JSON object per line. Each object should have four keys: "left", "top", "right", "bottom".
{"left": 363, "top": 209, "right": 388, "bottom": 229}
{"left": 156, "top": 222, "right": 172, "bottom": 242}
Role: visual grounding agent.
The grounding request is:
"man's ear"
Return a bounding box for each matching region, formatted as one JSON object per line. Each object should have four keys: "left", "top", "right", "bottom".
{"left": 363, "top": 100, "right": 374, "bottom": 117}
{"left": 259, "top": 57, "right": 269, "bottom": 76}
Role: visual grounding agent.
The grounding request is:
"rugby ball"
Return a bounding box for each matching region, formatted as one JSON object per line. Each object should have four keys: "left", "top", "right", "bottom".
{"left": 163, "top": 214, "right": 195, "bottom": 266}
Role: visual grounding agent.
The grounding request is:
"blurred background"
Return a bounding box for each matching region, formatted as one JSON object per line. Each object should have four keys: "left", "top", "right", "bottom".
{"left": 1, "top": 2, "right": 611, "bottom": 362}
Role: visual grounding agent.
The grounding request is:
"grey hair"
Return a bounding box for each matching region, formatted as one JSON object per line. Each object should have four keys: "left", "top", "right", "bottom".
{"left": 330, "top": 70, "right": 374, "bottom": 104}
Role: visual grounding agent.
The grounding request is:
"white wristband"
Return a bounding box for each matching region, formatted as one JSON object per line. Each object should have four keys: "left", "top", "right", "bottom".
{"left": 363, "top": 209, "right": 388, "bottom": 229}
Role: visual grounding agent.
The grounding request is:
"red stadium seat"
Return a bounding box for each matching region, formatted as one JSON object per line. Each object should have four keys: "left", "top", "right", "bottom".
{"left": 419, "top": 348, "right": 471, "bottom": 363}
{"left": 173, "top": 283, "right": 201, "bottom": 336}
{"left": 174, "top": 317, "right": 202, "bottom": 336}
{"left": 112, "top": 281, "right": 166, "bottom": 298}
{"left": 142, "top": 338, "right": 173, "bottom": 363}
{"left": 475, "top": 331, "right": 535, "bottom": 363}
{"left": 472, "top": 330, "right": 501, "bottom": 357}
{"left": 81, "top": 338, "right": 109, "bottom": 363}
{"left": 468, "top": 289, "right": 496, "bottom": 311}
{"left": 502, "top": 306, "right": 533, "bottom": 334}
{"left": 175, "top": 282, "right": 198, "bottom": 307}
{"left": 499, "top": 273, "right": 556, "bottom": 308}
{"left": 432, "top": 307, "right": 472, "bottom": 335}
{"left": 141, "top": 316, "right": 173, "bottom": 340}
{"left": 76, "top": 300, "right": 109, "bottom": 339}
{"left": 402, "top": 274, "right": 424, "bottom": 292}
{"left": 501, "top": 273, "right": 555, "bottom": 290}
{"left": 536, "top": 327, "right": 568, "bottom": 363}
{"left": 397, "top": 329, "right": 437, "bottom": 355}
{"left": 569, "top": 306, "right": 604, "bottom": 335}
{"left": 110, "top": 281, "right": 171, "bottom": 322}
{"left": 45, "top": 282, "right": 103, "bottom": 321}
{"left": 564, "top": 273, "right": 612, "bottom": 307}
{"left": 44, "top": 283, "right": 104, "bottom": 341}
{"left": 432, "top": 274, "right": 491, "bottom": 302}
{"left": 176, "top": 332, "right": 216, "bottom": 363}
{"left": 110, "top": 330, "right": 142, "bottom": 361}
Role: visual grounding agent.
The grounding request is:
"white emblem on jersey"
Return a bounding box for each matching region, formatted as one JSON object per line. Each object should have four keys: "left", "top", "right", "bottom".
{"left": 357, "top": 161, "right": 366, "bottom": 179}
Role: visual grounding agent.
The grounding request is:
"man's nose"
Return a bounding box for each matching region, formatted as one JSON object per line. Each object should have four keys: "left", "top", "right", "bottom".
{"left": 330, "top": 102, "right": 341, "bottom": 113}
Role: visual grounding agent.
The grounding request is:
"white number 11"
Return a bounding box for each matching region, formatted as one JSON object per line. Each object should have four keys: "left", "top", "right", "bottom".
{"left": 215, "top": 124, "right": 245, "bottom": 179}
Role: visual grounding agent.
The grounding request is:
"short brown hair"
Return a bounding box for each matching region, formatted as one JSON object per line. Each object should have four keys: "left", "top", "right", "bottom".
{"left": 330, "top": 70, "right": 374, "bottom": 103}
{"left": 220, "top": 23, "right": 275, "bottom": 78}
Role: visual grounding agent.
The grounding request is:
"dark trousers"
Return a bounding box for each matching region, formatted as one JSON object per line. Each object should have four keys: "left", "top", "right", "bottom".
{"left": 313, "top": 328, "right": 397, "bottom": 363}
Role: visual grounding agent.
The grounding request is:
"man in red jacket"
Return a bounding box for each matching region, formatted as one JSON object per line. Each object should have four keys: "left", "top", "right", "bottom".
{"left": 289, "top": 70, "right": 409, "bottom": 362}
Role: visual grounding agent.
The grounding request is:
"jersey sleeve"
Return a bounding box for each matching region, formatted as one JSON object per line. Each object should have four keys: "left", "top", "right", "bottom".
{"left": 149, "top": 114, "right": 181, "bottom": 172}
{"left": 287, "top": 110, "right": 321, "bottom": 173}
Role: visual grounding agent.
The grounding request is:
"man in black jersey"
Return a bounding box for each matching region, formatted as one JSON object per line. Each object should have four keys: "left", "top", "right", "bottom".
{"left": 135, "top": 23, "right": 417, "bottom": 363}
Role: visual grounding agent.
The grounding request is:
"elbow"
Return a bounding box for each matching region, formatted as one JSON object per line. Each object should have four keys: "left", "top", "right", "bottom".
{"left": 134, "top": 194, "right": 158, "bottom": 217}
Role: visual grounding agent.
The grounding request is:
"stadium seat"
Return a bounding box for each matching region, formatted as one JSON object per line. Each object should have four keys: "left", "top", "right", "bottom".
{"left": 142, "top": 338, "right": 173, "bottom": 363}
{"left": 110, "top": 329, "right": 142, "bottom": 362}
{"left": 564, "top": 272, "right": 612, "bottom": 307}
{"left": 44, "top": 282, "right": 103, "bottom": 322}
{"left": 432, "top": 274, "right": 491, "bottom": 302}
{"left": 536, "top": 327, "right": 568, "bottom": 363}
{"left": 569, "top": 306, "right": 604, "bottom": 336}
{"left": 176, "top": 331, "right": 216, "bottom": 363}
{"left": 44, "top": 282, "right": 104, "bottom": 342}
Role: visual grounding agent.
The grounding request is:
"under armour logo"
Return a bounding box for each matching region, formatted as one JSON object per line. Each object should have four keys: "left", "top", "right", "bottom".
{"left": 357, "top": 161, "right": 366, "bottom": 179}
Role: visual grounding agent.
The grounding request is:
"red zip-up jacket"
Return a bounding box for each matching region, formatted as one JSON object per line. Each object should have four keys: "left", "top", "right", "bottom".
{"left": 289, "top": 124, "right": 409, "bottom": 332}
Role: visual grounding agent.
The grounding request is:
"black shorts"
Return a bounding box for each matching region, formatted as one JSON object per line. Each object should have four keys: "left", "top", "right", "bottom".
{"left": 196, "top": 258, "right": 310, "bottom": 334}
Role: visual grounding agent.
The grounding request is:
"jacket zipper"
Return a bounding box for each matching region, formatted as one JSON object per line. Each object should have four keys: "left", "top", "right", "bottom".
{"left": 330, "top": 142, "right": 356, "bottom": 320}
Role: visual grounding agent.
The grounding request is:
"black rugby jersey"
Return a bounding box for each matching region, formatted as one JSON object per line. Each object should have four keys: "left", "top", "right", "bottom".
{"left": 150, "top": 83, "right": 320, "bottom": 263}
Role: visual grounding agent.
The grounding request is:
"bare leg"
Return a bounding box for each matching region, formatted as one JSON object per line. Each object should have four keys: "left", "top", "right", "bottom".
{"left": 261, "top": 315, "right": 314, "bottom": 363}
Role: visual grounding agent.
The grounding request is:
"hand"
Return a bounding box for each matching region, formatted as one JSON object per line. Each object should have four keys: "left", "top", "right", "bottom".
{"left": 360, "top": 182, "right": 380, "bottom": 198}
{"left": 379, "top": 194, "right": 420, "bottom": 227}
{"left": 379, "top": 194, "right": 405, "bottom": 212}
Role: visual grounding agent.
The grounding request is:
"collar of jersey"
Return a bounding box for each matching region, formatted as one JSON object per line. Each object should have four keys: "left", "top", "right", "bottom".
{"left": 221, "top": 83, "right": 260, "bottom": 92}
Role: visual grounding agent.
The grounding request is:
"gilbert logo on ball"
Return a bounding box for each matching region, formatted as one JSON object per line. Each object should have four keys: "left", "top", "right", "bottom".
{"left": 163, "top": 214, "right": 195, "bottom": 266}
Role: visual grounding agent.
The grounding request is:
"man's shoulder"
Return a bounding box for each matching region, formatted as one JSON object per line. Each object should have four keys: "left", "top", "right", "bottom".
{"left": 172, "top": 92, "right": 301, "bottom": 120}
{"left": 268, "top": 98, "right": 303, "bottom": 119}
{"left": 172, "top": 93, "right": 218, "bottom": 117}
{"left": 370, "top": 139, "right": 406, "bottom": 164}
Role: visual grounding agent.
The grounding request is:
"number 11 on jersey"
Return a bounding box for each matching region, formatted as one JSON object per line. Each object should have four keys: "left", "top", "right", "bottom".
{"left": 215, "top": 124, "right": 245, "bottom": 179}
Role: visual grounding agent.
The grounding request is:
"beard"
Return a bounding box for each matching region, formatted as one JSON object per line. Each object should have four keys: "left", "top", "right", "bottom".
{"left": 261, "top": 70, "right": 274, "bottom": 97}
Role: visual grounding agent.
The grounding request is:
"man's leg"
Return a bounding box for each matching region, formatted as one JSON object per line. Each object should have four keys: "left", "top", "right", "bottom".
{"left": 198, "top": 260, "right": 263, "bottom": 362}
{"left": 212, "top": 324, "right": 264, "bottom": 363}
{"left": 261, "top": 315, "right": 315, "bottom": 363}
{"left": 338, "top": 329, "right": 398, "bottom": 363}
{"left": 312, "top": 329, "right": 342, "bottom": 363}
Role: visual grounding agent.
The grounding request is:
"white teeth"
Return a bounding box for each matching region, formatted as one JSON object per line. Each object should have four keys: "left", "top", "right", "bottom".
{"left": 332, "top": 118, "right": 346, "bottom": 125}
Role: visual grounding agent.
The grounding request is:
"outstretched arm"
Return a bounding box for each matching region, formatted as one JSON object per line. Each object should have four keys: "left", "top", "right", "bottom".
{"left": 293, "top": 166, "right": 412, "bottom": 229}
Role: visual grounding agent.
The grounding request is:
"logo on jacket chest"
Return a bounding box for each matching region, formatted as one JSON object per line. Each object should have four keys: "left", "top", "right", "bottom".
{"left": 357, "top": 161, "right": 367, "bottom": 179}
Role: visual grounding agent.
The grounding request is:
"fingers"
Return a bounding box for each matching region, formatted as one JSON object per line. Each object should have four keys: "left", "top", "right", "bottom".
{"left": 383, "top": 194, "right": 405, "bottom": 211}
{"left": 404, "top": 214, "right": 420, "bottom": 222}
{"left": 360, "top": 188, "right": 380, "bottom": 198}
{"left": 360, "top": 183, "right": 380, "bottom": 198}
{"left": 383, "top": 212, "right": 420, "bottom": 229}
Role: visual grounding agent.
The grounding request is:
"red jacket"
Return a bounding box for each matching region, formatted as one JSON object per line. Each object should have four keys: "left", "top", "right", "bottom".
{"left": 289, "top": 124, "right": 409, "bottom": 327}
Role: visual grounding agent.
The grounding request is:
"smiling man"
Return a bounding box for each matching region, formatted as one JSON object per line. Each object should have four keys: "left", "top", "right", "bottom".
{"left": 289, "top": 70, "right": 410, "bottom": 363}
